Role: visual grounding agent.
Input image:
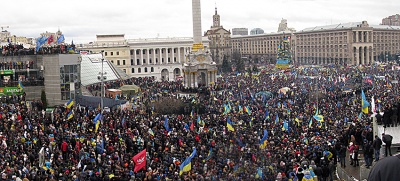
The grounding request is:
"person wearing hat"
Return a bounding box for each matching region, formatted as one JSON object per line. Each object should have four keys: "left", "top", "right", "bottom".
{"left": 372, "top": 135, "right": 383, "bottom": 162}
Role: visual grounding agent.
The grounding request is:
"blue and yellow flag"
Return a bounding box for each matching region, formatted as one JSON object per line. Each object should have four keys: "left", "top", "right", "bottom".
{"left": 164, "top": 117, "right": 172, "bottom": 132}
{"left": 202, "top": 148, "right": 213, "bottom": 162}
{"left": 197, "top": 116, "right": 204, "bottom": 126}
{"left": 18, "top": 80, "right": 25, "bottom": 90}
{"left": 179, "top": 148, "right": 197, "bottom": 175}
{"left": 65, "top": 99, "right": 74, "bottom": 109}
{"left": 93, "top": 113, "right": 102, "bottom": 132}
{"left": 275, "top": 114, "right": 279, "bottom": 124}
{"left": 259, "top": 129, "right": 268, "bottom": 149}
{"left": 255, "top": 167, "right": 263, "bottom": 179}
{"left": 361, "top": 90, "right": 370, "bottom": 114}
{"left": 227, "top": 117, "right": 235, "bottom": 132}
{"left": 264, "top": 109, "right": 270, "bottom": 120}
{"left": 308, "top": 118, "right": 313, "bottom": 128}
{"left": 67, "top": 111, "right": 74, "bottom": 120}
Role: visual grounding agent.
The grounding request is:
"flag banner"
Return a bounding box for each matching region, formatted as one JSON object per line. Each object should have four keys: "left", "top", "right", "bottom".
{"left": 133, "top": 149, "right": 146, "bottom": 173}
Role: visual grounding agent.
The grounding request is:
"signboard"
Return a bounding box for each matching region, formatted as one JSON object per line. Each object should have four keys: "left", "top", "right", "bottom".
{"left": 192, "top": 43, "right": 204, "bottom": 51}
{"left": 0, "top": 87, "right": 24, "bottom": 96}
{"left": 0, "top": 70, "right": 13, "bottom": 75}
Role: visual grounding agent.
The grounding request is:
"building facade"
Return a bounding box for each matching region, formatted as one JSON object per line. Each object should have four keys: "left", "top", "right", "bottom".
{"left": 78, "top": 35, "right": 210, "bottom": 81}
{"left": 381, "top": 14, "right": 400, "bottom": 26}
{"left": 294, "top": 21, "right": 400, "bottom": 65}
{"left": 231, "top": 31, "right": 293, "bottom": 63}
{"left": 232, "top": 28, "right": 248, "bottom": 36}
{"left": 250, "top": 28, "right": 265, "bottom": 35}
{"left": 204, "top": 7, "right": 231, "bottom": 65}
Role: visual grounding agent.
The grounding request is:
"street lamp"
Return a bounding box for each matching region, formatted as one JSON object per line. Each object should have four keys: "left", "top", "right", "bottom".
{"left": 98, "top": 50, "right": 107, "bottom": 110}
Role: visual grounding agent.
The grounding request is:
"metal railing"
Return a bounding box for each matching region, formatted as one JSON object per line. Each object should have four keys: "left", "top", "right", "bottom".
{"left": 336, "top": 165, "right": 359, "bottom": 181}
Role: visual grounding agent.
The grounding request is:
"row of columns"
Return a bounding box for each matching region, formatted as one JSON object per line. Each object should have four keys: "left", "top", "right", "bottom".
{"left": 354, "top": 31, "right": 372, "bottom": 43}
{"left": 183, "top": 70, "right": 217, "bottom": 88}
{"left": 132, "top": 47, "right": 193, "bottom": 66}
{"left": 354, "top": 46, "right": 373, "bottom": 65}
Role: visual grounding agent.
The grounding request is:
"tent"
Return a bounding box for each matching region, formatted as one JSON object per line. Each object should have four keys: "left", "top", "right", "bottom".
{"left": 119, "top": 84, "right": 141, "bottom": 95}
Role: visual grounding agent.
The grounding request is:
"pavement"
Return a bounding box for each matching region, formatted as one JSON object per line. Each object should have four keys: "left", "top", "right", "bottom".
{"left": 337, "top": 147, "right": 400, "bottom": 181}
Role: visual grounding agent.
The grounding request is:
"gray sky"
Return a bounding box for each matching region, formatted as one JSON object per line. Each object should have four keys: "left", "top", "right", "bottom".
{"left": 2, "top": 0, "right": 398, "bottom": 44}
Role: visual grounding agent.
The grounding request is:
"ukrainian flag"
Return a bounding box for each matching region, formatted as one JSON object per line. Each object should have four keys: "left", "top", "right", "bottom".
{"left": 264, "top": 109, "right": 270, "bottom": 120}
{"left": 202, "top": 148, "right": 212, "bottom": 162}
{"left": 259, "top": 129, "right": 268, "bottom": 149}
{"left": 179, "top": 148, "right": 197, "bottom": 175}
{"left": 308, "top": 118, "right": 313, "bottom": 128}
{"left": 93, "top": 113, "right": 101, "bottom": 132}
{"left": 227, "top": 117, "right": 235, "bottom": 132}
{"left": 361, "top": 90, "right": 370, "bottom": 114}
{"left": 197, "top": 116, "right": 204, "bottom": 126}
{"left": 255, "top": 167, "right": 263, "bottom": 179}
{"left": 190, "top": 109, "right": 195, "bottom": 117}
{"left": 67, "top": 110, "right": 73, "bottom": 120}
{"left": 282, "top": 120, "right": 289, "bottom": 132}
{"left": 18, "top": 80, "right": 25, "bottom": 90}
{"left": 313, "top": 108, "right": 324, "bottom": 122}
{"left": 275, "top": 114, "right": 279, "bottom": 124}
{"left": 65, "top": 99, "right": 74, "bottom": 109}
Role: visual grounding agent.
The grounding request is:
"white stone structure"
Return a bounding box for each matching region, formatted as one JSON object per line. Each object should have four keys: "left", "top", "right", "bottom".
{"left": 183, "top": 0, "right": 217, "bottom": 88}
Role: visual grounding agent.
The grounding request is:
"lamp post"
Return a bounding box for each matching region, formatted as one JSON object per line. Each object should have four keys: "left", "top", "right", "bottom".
{"left": 98, "top": 50, "right": 107, "bottom": 110}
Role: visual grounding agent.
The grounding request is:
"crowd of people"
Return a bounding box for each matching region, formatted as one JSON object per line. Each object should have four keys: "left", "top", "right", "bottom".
{"left": 0, "top": 63, "right": 399, "bottom": 181}
{"left": 1, "top": 43, "right": 76, "bottom": 56}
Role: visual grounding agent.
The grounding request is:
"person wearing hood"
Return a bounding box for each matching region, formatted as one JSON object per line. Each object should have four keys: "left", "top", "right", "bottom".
{"left": 368, "top": 154, "right": 400, "bottom": 181}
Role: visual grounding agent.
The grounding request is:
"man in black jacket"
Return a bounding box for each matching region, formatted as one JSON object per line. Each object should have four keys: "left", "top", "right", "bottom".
{"left": 372, "top": 135, "right": 383, "bottom": 161}
{"left": 382, "top": 133, "right": 393, "bottom": 157}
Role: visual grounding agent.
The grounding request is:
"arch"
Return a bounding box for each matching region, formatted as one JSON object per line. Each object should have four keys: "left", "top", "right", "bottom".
{"left": 197, "top": 72, "right": 207, "bottom": 87}
{"left": 161, "top": 69, "right": 169, "bottom": 81}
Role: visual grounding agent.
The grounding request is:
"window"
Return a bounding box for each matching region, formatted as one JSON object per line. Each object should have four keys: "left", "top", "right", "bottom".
{"left": 111, "top": 52, "right": 114, "bottom": 56}
{"left": 149, "top": 49, "right": 152, "bottom": 54}
{"left": 123, "top": 60, "right": 126, "bottom": 65}
{"left": 174, "top": 57, "right": 177, "bottom": 62}
{"left": 131, "top": 59, "right": 134, "bottom": 65}
{"left": 161, "top": 49, "right": 164, "bottom": 54}
{"left": 156, "top": 58, "right": 158, "bottom": 63}
{"left": 162, "top": 58, "right": 164, "bottom": 63}
{"left": 136, "top": 50, "right": 139, "bottom": 54}
{"left": 143, "top": 49, "right": 146, "bottom": 54}
{"left": 138, "top": 68, "right": 141, "bottom": 73}
{"left": 143, "top": 59, "right": 146, "bottom": 64}
{"left": 117, "top": 51, "right": 119, "bottom": 56}
{"left": 149, "top": 58, "right": 152, "bottom": 64}
{"left": 123, "top": 69, "right": 126, "bottom": 73}
{"left": 132, "top": 68, "right": 135, "bottom": 73}
{"left": 105, "top": 52, "right": 108, "bottom": 56}
{"left": 137, "top": 59, "right": 140, "bottom": 65}
{"left": 111, "top": 60, "right": 114, "bottom": 64}
{"left": 174, "top": 48, "right": 176, "bottom": 53}
{"left": 117, "top": 60, "right": 120, "bottom": 65}
{"left": 151, "top": 67, "right": 154, "bottom": 72}
{"left": 155, "top": 49, "right": 159, "bottom": 54}
{"left": 145, "top": 67, "right": 148, "bottom": 72}
{"left": 168, "top": 58, "right": 171, "bottom": 62}
{"left": 130, "top": 50, "right": 134, "bottom": 55}
{"left": 168, "top": 49, "right": 170, "bottom": 53}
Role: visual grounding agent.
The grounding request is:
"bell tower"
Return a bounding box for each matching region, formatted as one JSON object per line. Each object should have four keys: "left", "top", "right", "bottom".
{"left": 212, "top": 7, "right": 220, "bottom": 28}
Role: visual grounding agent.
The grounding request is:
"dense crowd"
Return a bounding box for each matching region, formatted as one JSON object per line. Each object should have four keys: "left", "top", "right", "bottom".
{"left": 1, "top": 43, "right": 76, "bottom": 56}
{"left": 0, "top": 63, "right": 399, "bottom": 181}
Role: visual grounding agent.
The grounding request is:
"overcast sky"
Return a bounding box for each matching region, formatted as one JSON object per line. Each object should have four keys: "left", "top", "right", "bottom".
{"left": 2, "top": 0, "right": 398, "bottom": 44}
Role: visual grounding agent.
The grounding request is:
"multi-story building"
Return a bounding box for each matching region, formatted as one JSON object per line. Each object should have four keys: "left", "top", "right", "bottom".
{"left": 78, "top": 35, "right": 210, "bottom": 81}
{"left": 381, "top": 14, "right": 400, "bottom": 26}
{"left": 231, "top": 31, "right": 293, "bottom": 63}
{"left": 294, "top": 21, "right": 400, "bottom": 65}
{"left": 278, "top": 19, "right": 296, "bottom": 33}
{"left": 204, "top": 7, "right": 231, "bottom": 65}
{"left": 232, "top": 28, "right": 248, "bottom": 36}
{"left": 250, "top": 28, "right": 264, "bottom": 35}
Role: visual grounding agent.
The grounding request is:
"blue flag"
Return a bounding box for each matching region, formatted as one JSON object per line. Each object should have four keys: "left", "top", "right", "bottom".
{"left": 164, "top": 117, "right": 172, "bottom": 132}
{"left": 57, "top": 34, "right": 65, "bottom": 44}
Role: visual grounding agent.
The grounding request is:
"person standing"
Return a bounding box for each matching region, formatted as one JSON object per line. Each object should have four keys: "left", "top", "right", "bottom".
{"left": 372, "top": 135, "right": 383, "bottom": 161}
{"left": 363, "top": 140, "right": 373, "bottom": 168}
{"left": 382, "top": 133, "right": 393, "bottom": 157}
